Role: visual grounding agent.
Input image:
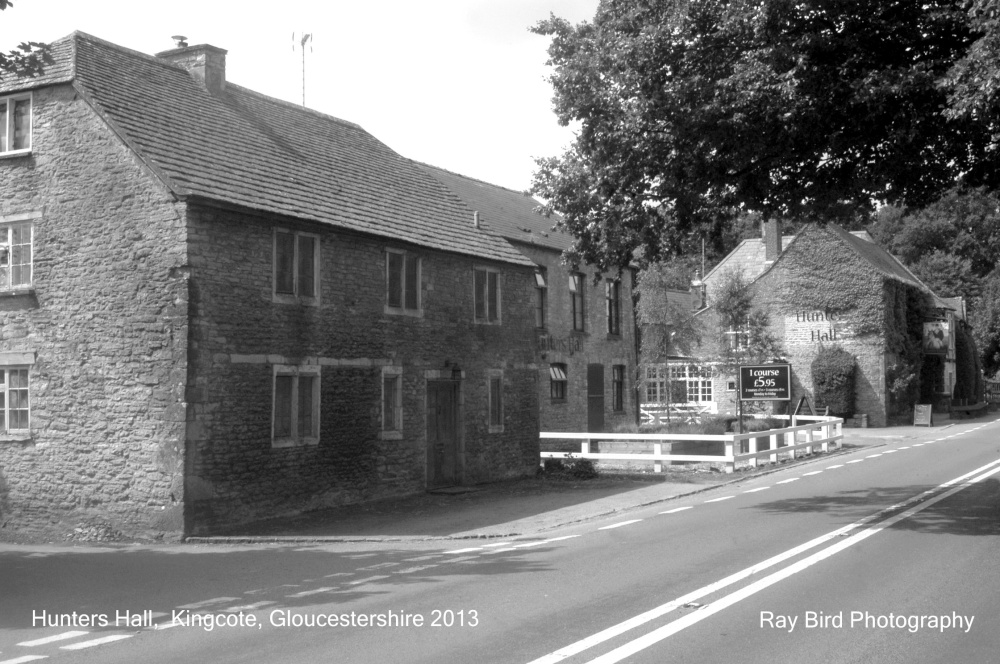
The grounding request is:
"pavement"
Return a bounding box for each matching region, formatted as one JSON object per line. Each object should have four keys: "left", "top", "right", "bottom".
{"left": 190, "top": 414, "right": 989, "bottom": 544}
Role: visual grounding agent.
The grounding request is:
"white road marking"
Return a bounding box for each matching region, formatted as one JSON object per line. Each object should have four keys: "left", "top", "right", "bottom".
{"left": 742, "top": 487, "right": 769, "bottom": 494}
{"left": 577, "top": 460, "right": 1000, "bottom": 664}
{"left": 0, "top": 656, "right": 49, "bottom": 664}
{"left": 358, "top": 562, "right": 399, "bottom": 571}
{"left": 17, "top": 632, "right": 88, "bottom": 647}
{"left": 884, "top": 450, "right": 897, "bottom": 454}
{"left": 898, "top": 446, "right": 910, "bottom": 449}
{"left": 543, "top": 535, "right": 581, "bottom": 542}
{"left": 598, "top": 519, "right": 643, "bottom": 530}
{"left": 776, "top": 478, "right": 799, "bottom": 484}
{"left": 513, "top": 542, "right": 548, "bottom": 548}
{"left": 527, "top": 457, "right": 1000, "bottom": 664}
{"left": 60, "top": 635, "right": 132, "bottom": 651}
{"left": 866, "top": 454, "right": 883, "bottom": 458}
{"left": 704, "top": 496, "right": 734, "bottom": 503}
{"left": 802, "top": 471, "right": 823, "bottom": 476}
{"left": 847, "top": 459, "right": 864, "bottom": 464}
{"left": 483, "top": 542, "right": 514, "bottom": 548}
{"left": 444, "top": 547, "right": 482, "bottom": 554}
{"left": 826, "top": 464, "right": 844, "bottom": 469}
{"left": 402, "top": 555, "right": 438, "bottom": 562}
{"left": 660, "top": 506, "right": 693, "bottom": 514}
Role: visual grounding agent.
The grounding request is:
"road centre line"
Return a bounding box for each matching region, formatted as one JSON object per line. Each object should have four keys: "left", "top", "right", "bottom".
{"left": 775, "top": 478, "right": 799, "bottom": 484}
{"left": 826, "top": 464, "right": 844, "bottom": 469}
{"left": 847, "top": 459, "right": 864, "bottom": 464}
{"left": 17, "top": 632, "right": 88, "bottom": 647}
{"left": 526, "top": 457, "right": 1000, "bottom": 664}
{"left": 0, "top": 656, "right": 49, "bottom": 664}
{"left": 60, "top": 635, "right": 133, "bottom": 651}
{"left": 580, "top": 459, "right": 1000, "bottom": 664}
{"left": 742, "top": 487, "right": 769, "bottom": 493}
{"left": 444, "top": 547, "right": 482, "bottom": 554}
{"left": 802, "top": 471, "right": 823, "bottom": 476}
{"left": 866, "top": 454, "right": 883, "bottom": 458}
{"left": 660, "top": 506, "right": 694, "bottom": 514}
{"left": 483, "top": 542, "right": 514, "bottom": 548}
{"left": 704, "top": 496, "right": 734, "bottom": 503}
{"left": 598, "top": 519, "right": 643, "bottom": 530}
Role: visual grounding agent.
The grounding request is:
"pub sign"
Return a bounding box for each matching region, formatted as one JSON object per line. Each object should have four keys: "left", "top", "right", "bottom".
{"left": 739, "top": 364, "right": 791, "bottom": 401}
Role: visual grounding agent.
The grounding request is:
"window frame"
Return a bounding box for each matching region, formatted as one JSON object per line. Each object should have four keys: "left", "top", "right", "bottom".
{"left": 474, "top": 266, "right": 501, "bottom": 324}
{"left": 271, "top": 364, "right": 321, "bottom": 448}
{"left": 385, "top": 249, "right": 422, "bottom": 316}
{"left": 569, "top": 273, "right": 585, "bottom": 332}
{"left": 612, "top": 365, "right": 625, "bottom": 412}
{"left": 606, "top": 279, "right": 622, "bottom": 336}
{"left": 487, "top": 370, "right": 504, "bottom": 433}
{"left": 272, "top": 228, "right": 320, "bottom": 306}
{"left": 381, "top": 366, "right": 403, "bottom": 440}
{"left": 0, "top": 366, "right": 30, "bottom": 434}
{"left": 549, "top": 363, "right": 568, "bottom": 402}
{"left": 0, "top": 93, "right": 32, "bottom": 157}
{"left": 0, "top": 219, "right": 34, "bottom": 292}
{"left": 534, "top": 269, "right": 547, "bottom": 329}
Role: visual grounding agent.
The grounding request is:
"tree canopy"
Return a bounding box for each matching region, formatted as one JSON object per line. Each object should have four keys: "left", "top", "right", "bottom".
{"left": 0, "top": 1, "right": 50, "bottom": 79}
{"left": 531, "top": 0, "right": 999, "bottom": 272}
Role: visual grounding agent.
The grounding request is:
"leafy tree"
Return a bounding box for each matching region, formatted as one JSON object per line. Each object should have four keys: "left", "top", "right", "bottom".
{"left": 909, "top": 250, "right": 982, "bottom": 302}
{"left": 0, "top": 1, "right": 50, "bottom": 79}
{"left": 531, "top": 0, "right": 997, "bottom": 273}
{"left": 710, "top": 269, "right": 783, "bottom": 373}
{"left": 944, "top": 0, "right": 1000, "bottom": 124}
{"left": 811, "top": 346, "right": 857, "bottom": 417}
{"left": 971, "top": 270, "right": 1000, "bottom": 378}
{"left": 635, "top": 263, "right": 704, "bottom": 365}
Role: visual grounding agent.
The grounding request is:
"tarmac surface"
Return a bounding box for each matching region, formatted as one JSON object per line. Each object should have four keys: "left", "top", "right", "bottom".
{"left": 193, "top": 415, "right": 982, "bottom": 544}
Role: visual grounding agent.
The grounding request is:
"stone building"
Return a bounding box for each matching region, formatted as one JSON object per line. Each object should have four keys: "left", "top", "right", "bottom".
{"left": 643, "top": 222, "right": 966, "bottom": 427}
{"left": 416, "top": 164, "right": 639, "bottom": 433}
{"left": 0, "top": 32, "right": 543, "bottom": 540}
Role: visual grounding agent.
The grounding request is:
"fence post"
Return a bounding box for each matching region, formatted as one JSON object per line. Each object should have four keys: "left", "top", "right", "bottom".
{"left": 581, "top": 440, "right": 591, "bottom": 455}
{"left": 747, "top": 434, "right": 757, "bottom": 469}
{"left": 769, "top": 433, "right": 778, "bottom": 464}
{"left": 724, "top": 437, "right": 735, "bottom": 474}
{"left": 653, "top": 442, "right": 663, "bottom": 473}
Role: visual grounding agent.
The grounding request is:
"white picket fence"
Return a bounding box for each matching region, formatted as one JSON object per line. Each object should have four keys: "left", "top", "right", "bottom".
{"left": 540, "top": 415, "right": 843, "bottom": 474}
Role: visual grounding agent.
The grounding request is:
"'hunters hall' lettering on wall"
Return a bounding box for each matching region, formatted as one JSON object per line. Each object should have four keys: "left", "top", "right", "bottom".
{"left": 786, "top": 311, "right": 850, "bottom": 345}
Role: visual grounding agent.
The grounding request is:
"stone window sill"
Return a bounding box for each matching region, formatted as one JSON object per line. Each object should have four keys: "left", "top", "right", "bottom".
{"left": 0, "top": 287, "right": 35, "bottom": 298}
{"left": 0, "top": 432, "right": 32, "bottom": 443}
{"left": 379, "top": 430, "right": 403, "bottom": 441}
{"left": 0, "top": 149, "right": 32, "bottom": 160}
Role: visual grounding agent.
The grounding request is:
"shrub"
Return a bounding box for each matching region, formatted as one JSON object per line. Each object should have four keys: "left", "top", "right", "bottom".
{"left": 811, "top": 346, "right": 856, "bottom": 417}
{"left": 567, "top": 457, "right": 599, "bottom": 479}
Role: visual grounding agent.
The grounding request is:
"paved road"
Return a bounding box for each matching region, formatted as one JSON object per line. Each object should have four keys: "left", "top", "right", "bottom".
{"left": 1, "top": 417, "right": 998, "bottom": 664}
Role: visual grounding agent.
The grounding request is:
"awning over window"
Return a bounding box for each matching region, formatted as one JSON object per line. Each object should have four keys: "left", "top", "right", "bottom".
{"left": 549, "top": 364, "right": 567, "bottom": 381}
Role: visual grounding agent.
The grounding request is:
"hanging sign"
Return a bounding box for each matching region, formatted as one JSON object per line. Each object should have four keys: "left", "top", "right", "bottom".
{"left": 739, "top": 364, "right": 791, "bottom": 401}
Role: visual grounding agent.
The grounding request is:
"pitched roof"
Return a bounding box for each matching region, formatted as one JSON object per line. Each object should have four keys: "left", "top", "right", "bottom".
{"left": 5, "top": 32, "right": 531, "bottom": 267}
{"left": 414, "top": 162, "right": 573, "bottom": 253}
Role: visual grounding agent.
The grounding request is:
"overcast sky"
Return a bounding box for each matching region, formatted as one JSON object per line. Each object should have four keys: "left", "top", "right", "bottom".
{"left": 1, "top": 0, "right": 598, "bottom": 192}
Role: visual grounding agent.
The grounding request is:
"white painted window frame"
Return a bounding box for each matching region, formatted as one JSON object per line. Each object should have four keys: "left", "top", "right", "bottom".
{"left": 0, "top": 92, "right": 32, "bottom": 157}
{"left": 474, "top": 266, "right": 501, "bottom": 324}
{"left": 0, "top": 214, "right": 35, "bottom": 292}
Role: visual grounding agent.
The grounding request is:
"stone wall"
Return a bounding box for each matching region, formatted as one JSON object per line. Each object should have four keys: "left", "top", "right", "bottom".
{"left": 0, "top": 84, "right": 189, "bottom": 541}
{"left": 184, "top": 205, "right": 540, "bottom": 533}
{"left": 751, "top": 228, "right": 891, "bottom": 425}
{"left": 520, "top": 244, "right": 637, "bottom": 433}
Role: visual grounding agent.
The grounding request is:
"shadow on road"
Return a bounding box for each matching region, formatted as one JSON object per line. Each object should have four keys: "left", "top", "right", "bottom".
{"left": 749, "top": 478, "right": 1000, "bottom": 537}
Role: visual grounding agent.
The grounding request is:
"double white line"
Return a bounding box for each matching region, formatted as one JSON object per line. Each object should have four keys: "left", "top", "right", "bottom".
{"left": 529, "top": 457, "right": 1000, "bottom": 664}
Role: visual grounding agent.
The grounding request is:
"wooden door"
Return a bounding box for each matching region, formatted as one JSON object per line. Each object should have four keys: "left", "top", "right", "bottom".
{"left": 587, "top": 363, "right": 605, "bottom": 433}
{"left": 427, "top": 380, "right": 459, "bottom": 487}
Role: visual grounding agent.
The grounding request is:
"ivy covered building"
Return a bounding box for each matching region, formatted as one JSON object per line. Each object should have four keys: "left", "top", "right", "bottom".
{"left": 643, "top": 222, "right": 974, "bottom": 427}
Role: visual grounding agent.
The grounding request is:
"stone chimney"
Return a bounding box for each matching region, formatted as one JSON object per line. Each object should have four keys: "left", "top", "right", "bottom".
{"left": 156, "top": 40, "right": 227, "bottom": 95}
{"left": 763, "top": 219, "right": 782, "bottom": 263}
